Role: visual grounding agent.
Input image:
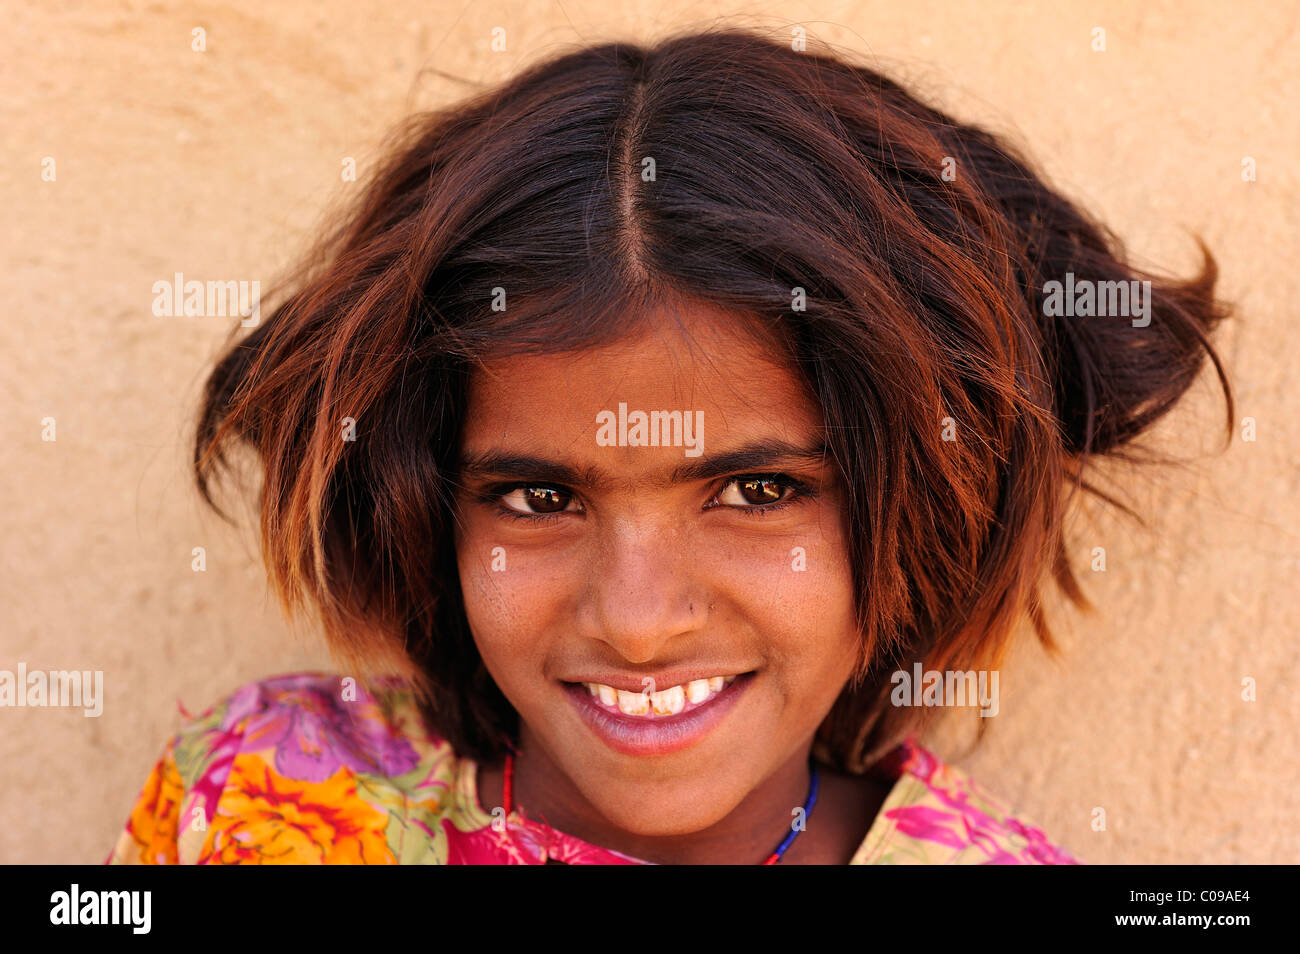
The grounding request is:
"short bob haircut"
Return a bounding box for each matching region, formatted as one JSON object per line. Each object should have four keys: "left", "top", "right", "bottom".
{"left": 194, "top": 28, "right": 1232, "bottom": 772}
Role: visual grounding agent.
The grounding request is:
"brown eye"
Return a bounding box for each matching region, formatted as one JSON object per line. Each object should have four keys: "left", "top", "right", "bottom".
{"left": 718, "top": 476, "right": 787, "bottom": 507}
{"left": 501, "top": 486, "right": 574, "bottom": 515}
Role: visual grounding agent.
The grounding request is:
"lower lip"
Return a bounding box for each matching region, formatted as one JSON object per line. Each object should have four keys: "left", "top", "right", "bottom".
{"left": 562, "top": 674, "right": 755, "bottom": 757}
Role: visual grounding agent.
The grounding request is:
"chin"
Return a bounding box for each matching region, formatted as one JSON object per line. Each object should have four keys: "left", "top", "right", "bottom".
{"left": 585, "top": 786, "right": 736, "bottom": 838}
{"left": 557, "top": 753, "right": 746, "bottom": 836}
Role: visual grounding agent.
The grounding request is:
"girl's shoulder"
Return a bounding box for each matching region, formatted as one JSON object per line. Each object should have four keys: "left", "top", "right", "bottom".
{"left": 852, "top": 738, "right": 1083, "bottom": 864}
{"left": 106, "top": 670, "right": 485, "bottom": 864}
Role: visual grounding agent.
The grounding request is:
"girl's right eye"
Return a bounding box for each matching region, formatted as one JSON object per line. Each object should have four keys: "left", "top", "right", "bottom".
{"left": 495, "top": 484, "right": 580, "bottom": 518}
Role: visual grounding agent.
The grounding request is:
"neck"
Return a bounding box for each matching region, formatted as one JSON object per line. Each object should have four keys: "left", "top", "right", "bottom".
{"left": 495, "top": 724, "right": 817, "bottom": 865}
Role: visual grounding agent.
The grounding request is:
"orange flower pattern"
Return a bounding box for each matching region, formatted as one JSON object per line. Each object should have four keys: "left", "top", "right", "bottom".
{"left": 121, "top": 740, "right": 186, "bottom": 865}
{"left": 204, "top": 755, "right": 393, "bottom": 864}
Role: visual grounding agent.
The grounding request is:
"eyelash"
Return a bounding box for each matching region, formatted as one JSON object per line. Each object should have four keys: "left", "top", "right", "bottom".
{"left": 478, "top": 474, "right": 815, "bottom": 525}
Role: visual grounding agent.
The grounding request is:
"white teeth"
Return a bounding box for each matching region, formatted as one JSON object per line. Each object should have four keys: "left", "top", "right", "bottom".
{"left": 582, "top": 675, "right": 743, "bottom": 717}
{"left": 616, "top": 689, "right": 649, "bottom": 716}
{"left": 651, "top": 684, "right": 686, "bottom": 715}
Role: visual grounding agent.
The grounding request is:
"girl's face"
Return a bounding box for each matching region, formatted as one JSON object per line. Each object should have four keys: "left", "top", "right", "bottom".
{"left": 453, "top": 302, "right": 862, "bottom": 838}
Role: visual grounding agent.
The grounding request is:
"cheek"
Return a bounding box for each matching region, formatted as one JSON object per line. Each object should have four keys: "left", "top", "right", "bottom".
{"left": 770, "top": 550, "right": 859, "bottom": 683}
{"left": 454, "top": 521, "right": 573, "bottom": 674}
{"left": 696, "top": 518, "right": 861, "bottom": 685}
{"left": 740, "top": 536, "right": 853, "bottom": 614}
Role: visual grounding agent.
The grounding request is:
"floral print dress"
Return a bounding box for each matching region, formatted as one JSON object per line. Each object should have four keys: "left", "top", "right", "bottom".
{"left": 106, "top": 672, "right": 1081, "bottom": 865}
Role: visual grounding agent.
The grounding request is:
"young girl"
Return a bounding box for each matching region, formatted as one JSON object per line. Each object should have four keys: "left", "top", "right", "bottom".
{"left": 108, "top": 27, "right": 1231, "bottom": 865}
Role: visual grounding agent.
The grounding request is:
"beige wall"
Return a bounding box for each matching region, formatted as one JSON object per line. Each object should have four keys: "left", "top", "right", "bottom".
{"left": 2, "top": 1, "right": 1295, "bottom": 864}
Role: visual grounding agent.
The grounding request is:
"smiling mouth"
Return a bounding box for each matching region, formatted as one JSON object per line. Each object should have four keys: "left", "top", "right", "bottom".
{"left": 561, "top": 672, "right": 756, "bottom": 756}
{"left": 572, "top": 675, "right": 741, "bottom": 718}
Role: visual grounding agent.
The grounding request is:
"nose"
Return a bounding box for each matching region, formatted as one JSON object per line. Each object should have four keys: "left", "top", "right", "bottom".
{"left": 576, "top": 518, "right": 708, "bottom": 662}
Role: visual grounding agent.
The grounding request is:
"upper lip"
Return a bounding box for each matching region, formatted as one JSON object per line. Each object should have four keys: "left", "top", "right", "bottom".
{"left": 562, "top": 671, "right": 752, "bottom": 694}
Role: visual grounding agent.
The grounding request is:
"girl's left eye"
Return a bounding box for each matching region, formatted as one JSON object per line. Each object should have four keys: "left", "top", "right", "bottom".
{"left": 709, "top": 474, "right": 811, "bottom": 513}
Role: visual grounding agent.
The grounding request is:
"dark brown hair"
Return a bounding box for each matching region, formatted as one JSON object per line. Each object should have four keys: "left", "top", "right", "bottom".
{"left": 194, "top": 27, "right": 1233, "bottom": 772}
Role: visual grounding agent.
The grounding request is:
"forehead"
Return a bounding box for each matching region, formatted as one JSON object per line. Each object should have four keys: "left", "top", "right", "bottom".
{"left": 461, "top": 303, "right": 821, "bottom": 452}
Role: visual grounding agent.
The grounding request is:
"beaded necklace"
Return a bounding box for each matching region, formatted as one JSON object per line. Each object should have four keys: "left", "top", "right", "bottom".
{"left": 501, "top": 750, "right": 820, "bottom": 864}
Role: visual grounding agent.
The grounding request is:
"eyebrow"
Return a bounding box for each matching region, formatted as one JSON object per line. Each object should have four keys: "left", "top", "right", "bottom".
{"left": 456, "top": 438, "right": 831, "bottom": 491}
